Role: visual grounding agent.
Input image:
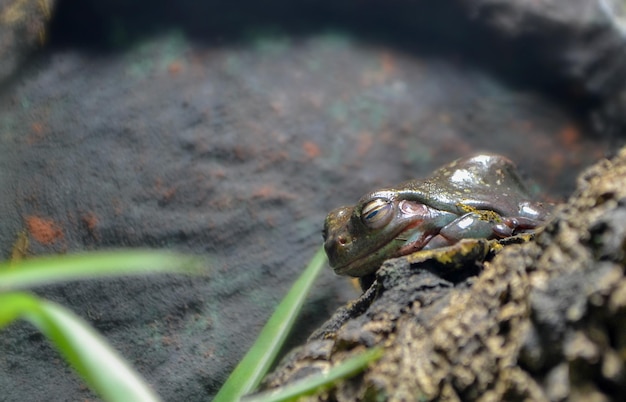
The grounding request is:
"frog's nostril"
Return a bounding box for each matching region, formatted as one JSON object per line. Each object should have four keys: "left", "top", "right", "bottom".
{"left": 338, "top": 236, "right": 347, "bottom": 245}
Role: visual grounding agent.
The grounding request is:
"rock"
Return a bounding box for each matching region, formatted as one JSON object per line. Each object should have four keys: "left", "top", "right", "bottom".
{"left": 261, "top": 148, "right": 626, "bottom": 400}
{"left": 0, "top": 0, "right": 54, "bottom": 84}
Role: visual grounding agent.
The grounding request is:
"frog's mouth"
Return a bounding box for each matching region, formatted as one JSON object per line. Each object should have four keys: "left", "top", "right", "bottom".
{"left": 332, "top": 224, "right": 435, "bottom": 277}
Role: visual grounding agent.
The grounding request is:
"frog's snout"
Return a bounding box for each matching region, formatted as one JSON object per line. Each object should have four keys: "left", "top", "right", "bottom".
{"left": 324, "top": 233, "right": 350, "bottom": 269}
{"left": 323, "top": 206, "right": 354, "bottom": 268}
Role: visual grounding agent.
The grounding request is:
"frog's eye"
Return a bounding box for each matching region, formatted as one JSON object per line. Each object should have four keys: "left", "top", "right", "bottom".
{"left": 361, "top": 198, "right": 393, "bottom": 229}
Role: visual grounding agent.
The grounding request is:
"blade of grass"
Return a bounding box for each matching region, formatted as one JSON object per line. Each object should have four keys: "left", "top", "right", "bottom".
{"left": 213, "top": 246, "right": 327, "bottom": 402}
{"left": 0, "top": 292, "right": 161, "bottom": 402}
{"left": 243, "top": 347, "right": 383, "bottom": 402}
{"left": 0, "top": 291, "right": 38, "bottom": 328}
{"left": 0, "top": 250, "right": 205, "bottom": 290}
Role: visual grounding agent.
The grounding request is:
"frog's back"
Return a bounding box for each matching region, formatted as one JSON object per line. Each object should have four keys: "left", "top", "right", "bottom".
{"left": 397, "top": 154, "right": 541, "bottom": 218}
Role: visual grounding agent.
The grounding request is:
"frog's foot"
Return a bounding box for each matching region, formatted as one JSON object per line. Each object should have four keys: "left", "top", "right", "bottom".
{"left": 493, "top": 216, "right": 545, "bottom": 238}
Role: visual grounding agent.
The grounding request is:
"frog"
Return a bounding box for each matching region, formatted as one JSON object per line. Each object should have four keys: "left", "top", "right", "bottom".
{"left": 323, "top": 154, "right": 550, "bottom": 277}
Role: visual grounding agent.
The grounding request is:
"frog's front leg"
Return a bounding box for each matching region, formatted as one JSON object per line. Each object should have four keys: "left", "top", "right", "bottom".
{"left": 423, "top": 212, "right": 500, "bottom": 250}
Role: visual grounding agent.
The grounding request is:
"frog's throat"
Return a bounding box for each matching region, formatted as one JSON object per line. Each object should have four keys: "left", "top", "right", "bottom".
{"left": 332, "top": 236, "right": 405, "bottom": 276}
{"left": 333, "top": 227, "right": 434, "bottom": 276}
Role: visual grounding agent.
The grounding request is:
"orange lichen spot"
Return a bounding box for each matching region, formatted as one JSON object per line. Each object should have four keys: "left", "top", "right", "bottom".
{"left": 303, "top": 141, "right": 321, "bottom": 159}
{"left": 211, "top": 168, "right": 226, "bottom": 179}
{"left": 162, "top": 187, "right": 177, "bottom": 202}
{"left": 81, "top": 212, "right": 99, "bottom": 233}
{"left": 154, "top": 178, "right": 177, "bottom": 203}
{"left": 26, "top": 216, "right": 63, "bottom": 245}
{"left": 518, "top": 120, "right": 534, "bottom": 132}
{"left": 31, "top": 122, "right": 44, "bottom": 134}
{"left": 233, "top": 145, "right": 249, "bottom": 161}
{"left": 252, "top": 185, "right": 276, "bottom": 199}
{"left": 558, "top": 124, "right": 580, "bottom": 148}
{"left": 270, "top": 99, "right": 286, "bottom": 115}
{"left": 203, "top": 346, "right": 216, "bottom": 359}
{"left": 168, "top": 61, "right": 183, "bottom": 75}
{"left": 361, "top": 52, "right": 396, "bottom": 87}
{"left": 548, "top": 151, "right": 566, "bottom": 172}
{"left": 251, "top": 185, "right": 295, "bottom": 201}
{"left": 306, "top": 92, "right": 324, "bottom": 109}
{"left": 212, "top": 194, "right": 235, "bottom": 210}
{"left": 357, "top": 132, "right": 373, "bottom": 157}
{"left": 438, "top": 113, "right": 451, "bottom": 125}
{"left": 27, "top": 121, "right": 47, "bottom": 144}
{"left": 381, "top": 52, "right": 395, "bottom": 76}
{"left": 111, "top": 198, "right": 124, "bottom": 216}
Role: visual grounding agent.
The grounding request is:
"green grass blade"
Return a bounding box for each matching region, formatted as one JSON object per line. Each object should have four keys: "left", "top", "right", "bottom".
{"left": 0, "top": 292, "right": 161, "bottom": 402}
{"left": 243, "top": 347, "right": 383, "bottom": 402}
{"left": 213, "top": 246, "right": 327, "bottom": 402}
{"left": 0, "top": 292, "right": 38, "bottom": 328}
{"left": 0, "top": 250, "right": 205, "bottom": 290}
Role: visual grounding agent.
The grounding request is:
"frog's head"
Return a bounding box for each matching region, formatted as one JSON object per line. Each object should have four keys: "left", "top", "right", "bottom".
{"left": 323, "top": 154, "right": 552, "bottom": 277}
{"left": 323, "top": 189, "right": 455, "bottom": 277}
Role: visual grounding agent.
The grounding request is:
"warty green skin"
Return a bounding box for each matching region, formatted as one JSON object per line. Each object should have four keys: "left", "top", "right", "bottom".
{"left": 323, "top": 154, "right": 549, "bottom": 277}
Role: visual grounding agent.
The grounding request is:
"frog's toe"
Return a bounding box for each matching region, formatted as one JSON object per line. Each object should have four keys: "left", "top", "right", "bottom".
{"left": 495, "top": 216, "right": 544, "bottom": 237}
{"left": 507, "top": 216, "right": 544, "bottom": 230}
{"left": 422, "top": 234, "right": 457, "bottom": 250}
{"left": 493, "top": 223, "right": 514, "bottom": 238}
